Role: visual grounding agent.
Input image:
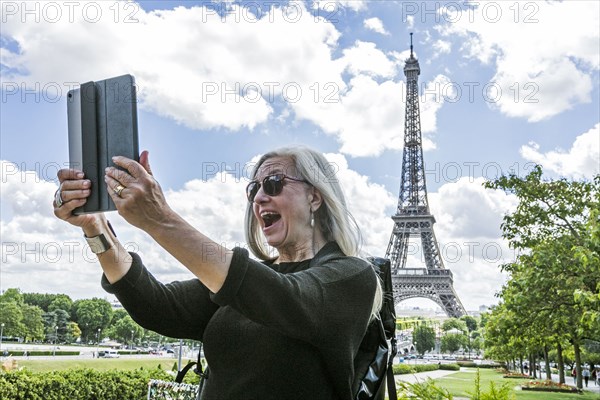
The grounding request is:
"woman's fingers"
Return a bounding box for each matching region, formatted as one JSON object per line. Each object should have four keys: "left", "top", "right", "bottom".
{"left": 111, "top": 156, "right": 148, "bottom": 180}
{"left": 139, "top": 150, "right": 153, "bottom": 176}
{"left": 57, "top": 168, "right": 85, "bottom": 183}
{"left": 54, "top": 168, "right": 91, "bottom": 215}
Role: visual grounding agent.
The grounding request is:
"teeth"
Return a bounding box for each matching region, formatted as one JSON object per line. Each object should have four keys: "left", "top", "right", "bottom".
{"left": 261, "top": 211, "right": 281, "bottom": 228}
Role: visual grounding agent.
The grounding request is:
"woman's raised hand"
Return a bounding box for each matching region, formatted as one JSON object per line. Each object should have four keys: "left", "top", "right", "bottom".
{"left": 54, "top": 168, "right": 103, "bottom": 230}
{"left": 104, "top": 150, "right": 173, "bottom": 232}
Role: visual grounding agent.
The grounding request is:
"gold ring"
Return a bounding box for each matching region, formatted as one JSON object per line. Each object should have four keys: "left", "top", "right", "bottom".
{"left": 113, "top": 184, "right": 125, "bottom": 197}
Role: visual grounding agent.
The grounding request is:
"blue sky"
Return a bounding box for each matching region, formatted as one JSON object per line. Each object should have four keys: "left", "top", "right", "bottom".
{"left": 1, "top": 0, "right": 599, "bottom": 312}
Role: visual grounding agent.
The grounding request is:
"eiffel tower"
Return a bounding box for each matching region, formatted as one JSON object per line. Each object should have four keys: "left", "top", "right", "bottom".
{"left": 385, "top": 34, "right": 466, "bottom": 318}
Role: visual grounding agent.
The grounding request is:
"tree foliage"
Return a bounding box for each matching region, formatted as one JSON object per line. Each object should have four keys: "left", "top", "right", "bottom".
{"left": 483, "top": 167, "right": 599, "bottom": 389}
{"left": 22, "top": 292, "right": 70, "bottom": 313}
{"left": 48, "top": 295, "right": 74, "bottom": 317}
{"left": 72, "top": 298, "right": 114, "bottom": 341}
{"left": 412, "top": 325, "right": 436, "bottom": 355}
{"left": 441, "top": 333, "right": 466, "bottom": 354}
{"left": 442, "top": 318, "right": 467, "bottom": 333}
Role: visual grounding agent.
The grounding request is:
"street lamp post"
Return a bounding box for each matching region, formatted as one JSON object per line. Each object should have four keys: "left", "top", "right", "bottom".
{"left": 131, "top": 330, "right": 134, "bottom": 350}
{"left": 96, "top": 328, "right": 101, "bottom": 357}
{"left": 0, "top": 323, "right": 5, "bottom": 359}
{"left": 53, "top": 326, "right": 58, "bottom": 357}
{"left": 414, "top": 341, "right": 417, "bottom": 364}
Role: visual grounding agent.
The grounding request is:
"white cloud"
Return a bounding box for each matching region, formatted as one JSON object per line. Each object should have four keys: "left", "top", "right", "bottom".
{"left": 310, "top": 0, "right": 367, "bottom": 15}
{"left": 291, "top": 70, "right": 451, "bottom": 157}
{"left": 363, "top": 17, "right": 389, "bottom": 35}
{"left": 336, "top": 1, "right": 367, "bottom": 12}
{"left": 1, "top": 2, "right": 453, "bottom": 158}
{"left": 340, "top": 41, "right": 397, "bottom": 78}
{"left": 322, "top": 153, "right": 396, "bottom": 256}
{"left": 1, "top": 160, "right": 111, "bottom": 299}
{"left": 1, "top": 2, "right": 342, "bottom": 131}
{"left": 520, "top": 123, "right": 600, "bottom": 180}
{"left": 439, "top": 1, "right": 599, "bottom": 121}
{"left": 432, "top": 39, "right": 451, "bottom": 56}
{"left": 427, "top": 177, "right": 519, "bottom": 310}
{"left": 430, "top": 177, "right": 518, "bottom": 241}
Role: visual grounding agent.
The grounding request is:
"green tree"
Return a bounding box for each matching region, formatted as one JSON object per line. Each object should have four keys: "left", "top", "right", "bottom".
{"left": 0, "top": 301, "right": 26, "bottom": 338}
{"left": 42, "top": 309, "right": 74, "bottom": 343}
{"left": 110, "top": 309, "right": 130, "bottom": 325}
{"left": 441, "top": 318, "right": 466, "bottom": 333}
{"left": 72, "top": 298, "right": 113, "bottom": 341}
{"left": 485, "top": 165, "right": 597, "bottom": 250}
{"left": 412, "top": 325, "right": 435, "bottom": 355}
{"left": 485, "top": 167, "right": 599, "bottom": 389}
{"left": 471, "top": 336, "right": 483, "bottom": 356}
{"left": 573, "top": 209, "right": 600, "bottom": 332}
{"left": 64, "top": 322, "right": 81, "bottom": 343}
{"left": 441, "top": 333, "right": 466, "bottom": 355}
{"left": 22, "top": 292, "right": 63, "bottom": 312}
{"left": 48, "top": 295, "right": 73, "bottom": 317}
{"left": 460, "top": 315, "right": 478, "bottom": 333}
{"left": 20, "top": 304, "right": 45, "bottom": 342}
{"left": 109, "top": 315, "right": 144, "bottom": 348}
{"left": 0, "top": 288, "right": 24, "bottom": 305}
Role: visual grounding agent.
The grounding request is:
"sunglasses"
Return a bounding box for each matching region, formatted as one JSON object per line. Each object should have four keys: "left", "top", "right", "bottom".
{"left": 246, "top": 174, "right": 308, "bottom": 203}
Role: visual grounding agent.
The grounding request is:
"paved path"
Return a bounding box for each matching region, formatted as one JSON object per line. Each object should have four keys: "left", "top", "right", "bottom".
{"left": 550, "top": 372, "right": 600, "bottom": 395}
{"left": 393, "top": 368, "right": 469, "bottom": 400}
{"left": 394, "top": 368, "right": 461, "bottom": 384}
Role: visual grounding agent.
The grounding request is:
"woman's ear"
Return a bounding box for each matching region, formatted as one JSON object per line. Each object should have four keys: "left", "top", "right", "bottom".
{"left": 309, "top": 187, "right": 323, "bottom": 212}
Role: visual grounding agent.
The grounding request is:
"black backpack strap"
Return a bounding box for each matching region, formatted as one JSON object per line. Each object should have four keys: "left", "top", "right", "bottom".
{"left": 386, "top": 337, "right": 397, "bottom": 400}
{"left": 175, "top": 343, "right": 209, "bottom": 384}
{"left": 175, "top": 360, "right": 197, "bottom": 383}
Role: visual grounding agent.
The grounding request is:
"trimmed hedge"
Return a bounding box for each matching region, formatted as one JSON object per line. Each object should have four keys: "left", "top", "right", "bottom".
{"left": 3, "top": 350, "right": 80, "bottom": 357}
{"left": 456, "top": 361, "right": 477, "bottom": 368}
{"left": 456, "top": 361, "right": 504, "bottom": 369}
{"left": 438, "top": 363, "right": 460, "bottom": 371}
{"left": 392, "top": 363, "right": 461, "bottom": 375}
{"left": 0, "top": 368, "right": 173, "bottom": 400}
{"left": 118, "top": 350, "right": 149, "bottom": 356}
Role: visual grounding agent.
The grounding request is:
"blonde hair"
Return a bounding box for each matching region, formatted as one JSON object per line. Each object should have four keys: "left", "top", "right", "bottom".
{"left": 244, "top": 146, "right": 382, "bottom": 318}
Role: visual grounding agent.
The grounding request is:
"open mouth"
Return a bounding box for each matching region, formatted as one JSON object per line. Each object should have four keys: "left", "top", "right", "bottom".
{"left": 261, "top": 211, "right": 281, "bottom": 228}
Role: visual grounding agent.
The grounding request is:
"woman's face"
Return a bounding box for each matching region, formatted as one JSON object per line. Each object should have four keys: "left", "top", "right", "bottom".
{"left": 251, "top": 156, "right": 316, "bottom": 254}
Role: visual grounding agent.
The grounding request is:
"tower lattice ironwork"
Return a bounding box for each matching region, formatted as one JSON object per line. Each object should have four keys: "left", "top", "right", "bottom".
{"left": 385, "top": 34, "right": 466, "bottom": 318}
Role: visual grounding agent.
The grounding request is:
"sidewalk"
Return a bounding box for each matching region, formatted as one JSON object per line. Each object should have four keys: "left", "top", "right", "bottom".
{"left": 394, "top": 368, "right": 460, "bottom": 384}
{"left": 551, "top": 373, "right": 600, "bottom": 395}
{"left": 514, "top": 371, "right": 600, "bottom": 395}
{"left": 394, "top": 369, "right": 468, "bottom": 400}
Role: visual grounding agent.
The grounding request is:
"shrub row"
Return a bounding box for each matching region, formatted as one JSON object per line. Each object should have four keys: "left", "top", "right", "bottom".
{"left": 438, "top": 363, "right": 460, "bottom": 371}
{"left": 118, "top": 350, "right": 150, "bottom": 355}
{"left": 392, "top": 363, "right": 461, "bottom": 375}
{"left": 0, "top": 368, "right": 173, "bottom": 400}
{"left": 456, "top": 361, "right": 504, "bottom": 369}
{"left": 2, "top": 350, "right": 80, "bottom": 357}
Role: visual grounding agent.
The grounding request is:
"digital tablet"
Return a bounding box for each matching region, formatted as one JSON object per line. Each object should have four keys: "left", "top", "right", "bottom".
{"left": 67, "top": 74, "right": 139, "bottom": 214}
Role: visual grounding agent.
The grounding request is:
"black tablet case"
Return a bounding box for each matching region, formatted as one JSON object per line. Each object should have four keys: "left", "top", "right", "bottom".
{"left": 68, "top": 74, "right": 139, "bottom": 214}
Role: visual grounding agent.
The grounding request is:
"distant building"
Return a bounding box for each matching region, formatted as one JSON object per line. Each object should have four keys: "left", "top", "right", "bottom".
{"left": 110, "top": 299, "right": 124, "bottom": 310}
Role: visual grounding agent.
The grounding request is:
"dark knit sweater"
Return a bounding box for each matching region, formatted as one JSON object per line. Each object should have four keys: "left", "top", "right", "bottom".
{"left": 101, "top": 241, "right": 377, "bottom": 400}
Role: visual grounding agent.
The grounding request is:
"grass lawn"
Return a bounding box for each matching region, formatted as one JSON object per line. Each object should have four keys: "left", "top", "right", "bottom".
{"left": 433, "top": 368, "right": 600, "bottom": 400}
{"left": 17, "top": 357, "right": 194, "bottom": 373}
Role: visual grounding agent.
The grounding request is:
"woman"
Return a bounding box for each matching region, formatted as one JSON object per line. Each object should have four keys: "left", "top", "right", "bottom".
{"left": 54, "top": 146, "right": 381, "bottom": 399}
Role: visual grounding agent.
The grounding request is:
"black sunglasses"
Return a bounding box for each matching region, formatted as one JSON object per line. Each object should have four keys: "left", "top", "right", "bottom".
{"left": 246, "top": 174, "right": 308, "bottom": 203}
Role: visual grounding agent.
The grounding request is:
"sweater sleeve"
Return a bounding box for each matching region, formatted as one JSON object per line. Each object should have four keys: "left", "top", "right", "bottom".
{"left": 210, "top": 247, "right": 377, "bottom": 348}
{"left": 101, "top": 252, "right": 219, "bottom": 340}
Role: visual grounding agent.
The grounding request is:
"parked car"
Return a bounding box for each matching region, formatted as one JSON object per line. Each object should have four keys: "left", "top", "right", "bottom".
{"left": 104, "top": 349, "right": 120, "bottom": 358}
